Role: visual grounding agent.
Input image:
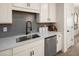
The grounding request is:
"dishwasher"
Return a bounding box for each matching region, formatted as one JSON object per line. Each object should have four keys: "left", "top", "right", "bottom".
{"left": 45, "top": 35, "right": 57, "bottom": 56}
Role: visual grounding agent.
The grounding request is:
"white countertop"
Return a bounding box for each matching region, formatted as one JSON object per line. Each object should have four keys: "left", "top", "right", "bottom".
{"left": 0, "top": 31, "right": 61, "bottom": 51}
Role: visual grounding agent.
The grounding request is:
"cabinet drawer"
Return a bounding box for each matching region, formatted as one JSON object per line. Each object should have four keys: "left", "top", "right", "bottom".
{"left": 12, "top": 3, "right": 26, "bottom": 8}
{"left": 0, "top": 49, "right": 12, "bottom": 56}
{"left": 33, "top": 44, "right": 44, "bottom": 56}
{"left": 27, "top": 40, "right": 44, "bottom": 56}
{"left": 13, "top": 39, "right": 44, "bottom": 56}
{"left": 13, "top": 44, "right": 27, "bottom": 54}
{"left": 13, "top": 51, "right": 26, "bottom": 56}
{"left": 30, "top": 3, "right": 40, "bottom": 11}
{"left": 27, "top": 39, "right": 44, "bottom": 48}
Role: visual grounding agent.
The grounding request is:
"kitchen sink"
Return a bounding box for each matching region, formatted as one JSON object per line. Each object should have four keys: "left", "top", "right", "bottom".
{"left": 16, "top": 34, "right": 40, "bottom": 43}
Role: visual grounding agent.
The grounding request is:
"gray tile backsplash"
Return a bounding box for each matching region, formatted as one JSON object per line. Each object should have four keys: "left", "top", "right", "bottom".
{"left": 0, "top": 11, "right": 38, "bottom": 38}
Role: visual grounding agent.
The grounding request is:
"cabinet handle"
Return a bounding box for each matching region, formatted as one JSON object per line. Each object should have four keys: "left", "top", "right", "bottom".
{"left": 30, "top": 51, "right": 32, "bottom": 56}
{"left": 59, "top": 35, "right": 60, "bottom": 37}
{"left": 30, "top": 51, "right": 34, "bottom": 56}
{"left": 27, "top": 3, "right": 30, "bottom": 7}
{"left": 48, "top": 18, "right": 50, "bottom": 21}
{"left": 56, "top": 40, "right": 58, "bottom": 44}
{"left": 47, "top": 39, "right": 50, "bottom": 41}
{"left": 71, "top": 39, "right": 73, "bottom": 41}
{"left": 67, "top": 30, "right": 69, "bottom": 32}
{"left": 32, "top": 51, "right": 34, "bottom": 55}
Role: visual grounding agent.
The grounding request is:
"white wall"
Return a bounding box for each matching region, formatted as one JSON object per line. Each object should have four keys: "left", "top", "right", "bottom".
{"left": 56, "top": 3, "right": 65, "bottom": 52}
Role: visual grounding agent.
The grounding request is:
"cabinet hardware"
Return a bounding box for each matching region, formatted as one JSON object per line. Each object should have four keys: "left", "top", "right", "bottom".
{"left": 30, "top": 51, "right": 32, "bottom": 56}
{"left": 67, "top": 30, "right": 69, "bottom": 32}
{"left": 27, "top": 3, "right": 30, "bottom": 7}
{"left": 47, "top": 39, "right": 50, "bottom": 40}
{"left": 48, "top": 18, "right": 50, "bottom": 21}
{"left": 32, "top": 51, "right": 34, "bottom": 55}
{"left": 71, "top": 39, "right": 73, "bottom": 41}
{"left": 58, "top": 35, "right": 61, "bottom": 37}
{"left": 56, "top": 40, "right": 58, "bottom": 44}
{"left": 30, "top": 51, "right": 34, "bottom": 56}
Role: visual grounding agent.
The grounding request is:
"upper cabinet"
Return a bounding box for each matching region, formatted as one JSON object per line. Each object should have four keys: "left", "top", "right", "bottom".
{"left": 37, "top": 3, "right": 56, "bottom": 23}
{"left": 12, "top": 3, "right": 41, "bottom": 13}
{"left": 12, "top": 3, "right": 26, "bottom": 8}
{"left": 48, "top": 3, "right": 56, "bottom": 22}
{"left": 0, "top": 3, "right": 12, "bottom": 24}
{"left": 0, "top": 3, "right": 56, "bottom": 24}
{"left": 40, "top": 3, "right": 49, "bottom": 23}
{"left": 29, "top": 3, "right": 40, "bottom": 11}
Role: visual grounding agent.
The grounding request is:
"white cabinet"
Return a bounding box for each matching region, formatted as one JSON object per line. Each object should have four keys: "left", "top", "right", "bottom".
{"left": 13, "top": 39, "right": 44, "bottom": 56}
{"left": 40, "top": 3, "right": 49, "bottom": 23}
{"left": 0, "top": 49, "right": 13, "bottom": 56}
{"left": 0, "top": 3, "right": 12, "bottom": 24}
{"left": 13, "top": 44, "right": 27, "bottom": 56}
{"left": 0, "top": 38, "right": 44, "bottom": 56}
{"left": 29, "top": 3, "right": 40, "bottom": 11}
{"left": 48, "top": 3, "right": 56, "bottom": 22}
{"left": 12, "top": 3, "right": 40, "bottom": 13}
{"left": 56, "top": 33, "right": 62, "bottom": 52}
{"left": 38, "top": 3, "right": 56, "bottom": 23}
{"left": 28, "top": 39, "right": 44, "bottom": 56}
{"left": 29, "top": 41, "right": 44, "bottom": 56}
{"left": 13, "top": 3, "right": 26, "bottom": 8}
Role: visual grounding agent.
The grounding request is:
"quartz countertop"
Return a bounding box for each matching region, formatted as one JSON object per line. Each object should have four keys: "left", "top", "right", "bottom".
{"left": 0, "top": 31, "right": 61, "bottom": 51}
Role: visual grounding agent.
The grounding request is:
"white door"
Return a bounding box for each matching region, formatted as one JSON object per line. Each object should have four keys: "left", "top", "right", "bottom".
{"left": 66, "top": 13, "right": 74, "bottom": 49}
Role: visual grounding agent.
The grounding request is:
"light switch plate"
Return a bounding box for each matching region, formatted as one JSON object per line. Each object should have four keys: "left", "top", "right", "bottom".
{"left": 3, "top": 27, "right": 7, "bottom": 32}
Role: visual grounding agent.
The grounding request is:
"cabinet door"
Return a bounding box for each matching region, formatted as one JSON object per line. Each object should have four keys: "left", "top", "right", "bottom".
{"left": 0, "top": 49, "right": 12, "bottom": 56}
{"left": 0, "top": 3, "right": 12, "bottom": 24}
{"left": 28, "top": 39, "right": 44, "bottom": 56}
{"left": 13, "top": 50, "right": 30, "bottom": 56}
{"left": 29, "top": 44, "right": 44, "bottom": 56}
{"left": 57, "top": 34, "right": 62, "bottom": 52}
{"left": 13, "top": 3, "right": 26, "bottom": 8}
{"left": 13, "top": 51, "right": 26, "bottom": 56}
{"left": 48, "top": 3, "right": 56, "bottom": 22}
{"left": 13, "top": 44, "right": 27, "bottom": 56}
{"left": 39, "top": 3, "right": 48, "bottom": 23}
{"left": 34, "top": 46, "right": 44, "bottom": 56}
{"left": 30, "top": 3, "right": 40, "bottom": 11}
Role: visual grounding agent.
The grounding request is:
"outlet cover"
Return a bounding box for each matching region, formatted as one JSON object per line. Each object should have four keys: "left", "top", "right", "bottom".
{"left": 3, "top": 27, "right": 7, "bottom": 32}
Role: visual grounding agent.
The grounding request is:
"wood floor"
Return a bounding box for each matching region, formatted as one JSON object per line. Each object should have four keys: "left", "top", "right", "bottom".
{"left": 56, "top": 34, "right": 79, "bottom": 56}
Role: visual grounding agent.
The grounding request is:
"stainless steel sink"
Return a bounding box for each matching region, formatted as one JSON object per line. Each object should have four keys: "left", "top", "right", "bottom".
{"left": 16, "top": 34, "right": 40, "bottom": 43}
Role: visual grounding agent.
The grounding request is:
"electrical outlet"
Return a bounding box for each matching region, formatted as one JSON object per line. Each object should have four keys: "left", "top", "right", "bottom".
{"left": 3, "top": 27, "right": 7, "bottom": 32}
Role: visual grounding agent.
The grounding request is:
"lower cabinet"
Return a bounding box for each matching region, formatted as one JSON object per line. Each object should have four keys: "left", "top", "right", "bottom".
{"left": 0, "top": 49, "right": 13, "bottom": 56}
{"left": 0, "top": 39, "right": 44, "bottom": 56}
{"left": 56, "top": 33, "right": 62, "bottom": 52}
{"left": 13, "top": 39, "right": 44, "bottom": 56}
{"left": 13, "top": 44, "right": 27, "bottom": 56}
{"left": 29, "top": 45, "right": 44, "bottom": 56}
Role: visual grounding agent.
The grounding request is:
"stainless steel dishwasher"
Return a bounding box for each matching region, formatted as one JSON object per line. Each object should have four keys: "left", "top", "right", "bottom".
{"left": 45, "top": 35, "right": 57, "bottom": 56}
